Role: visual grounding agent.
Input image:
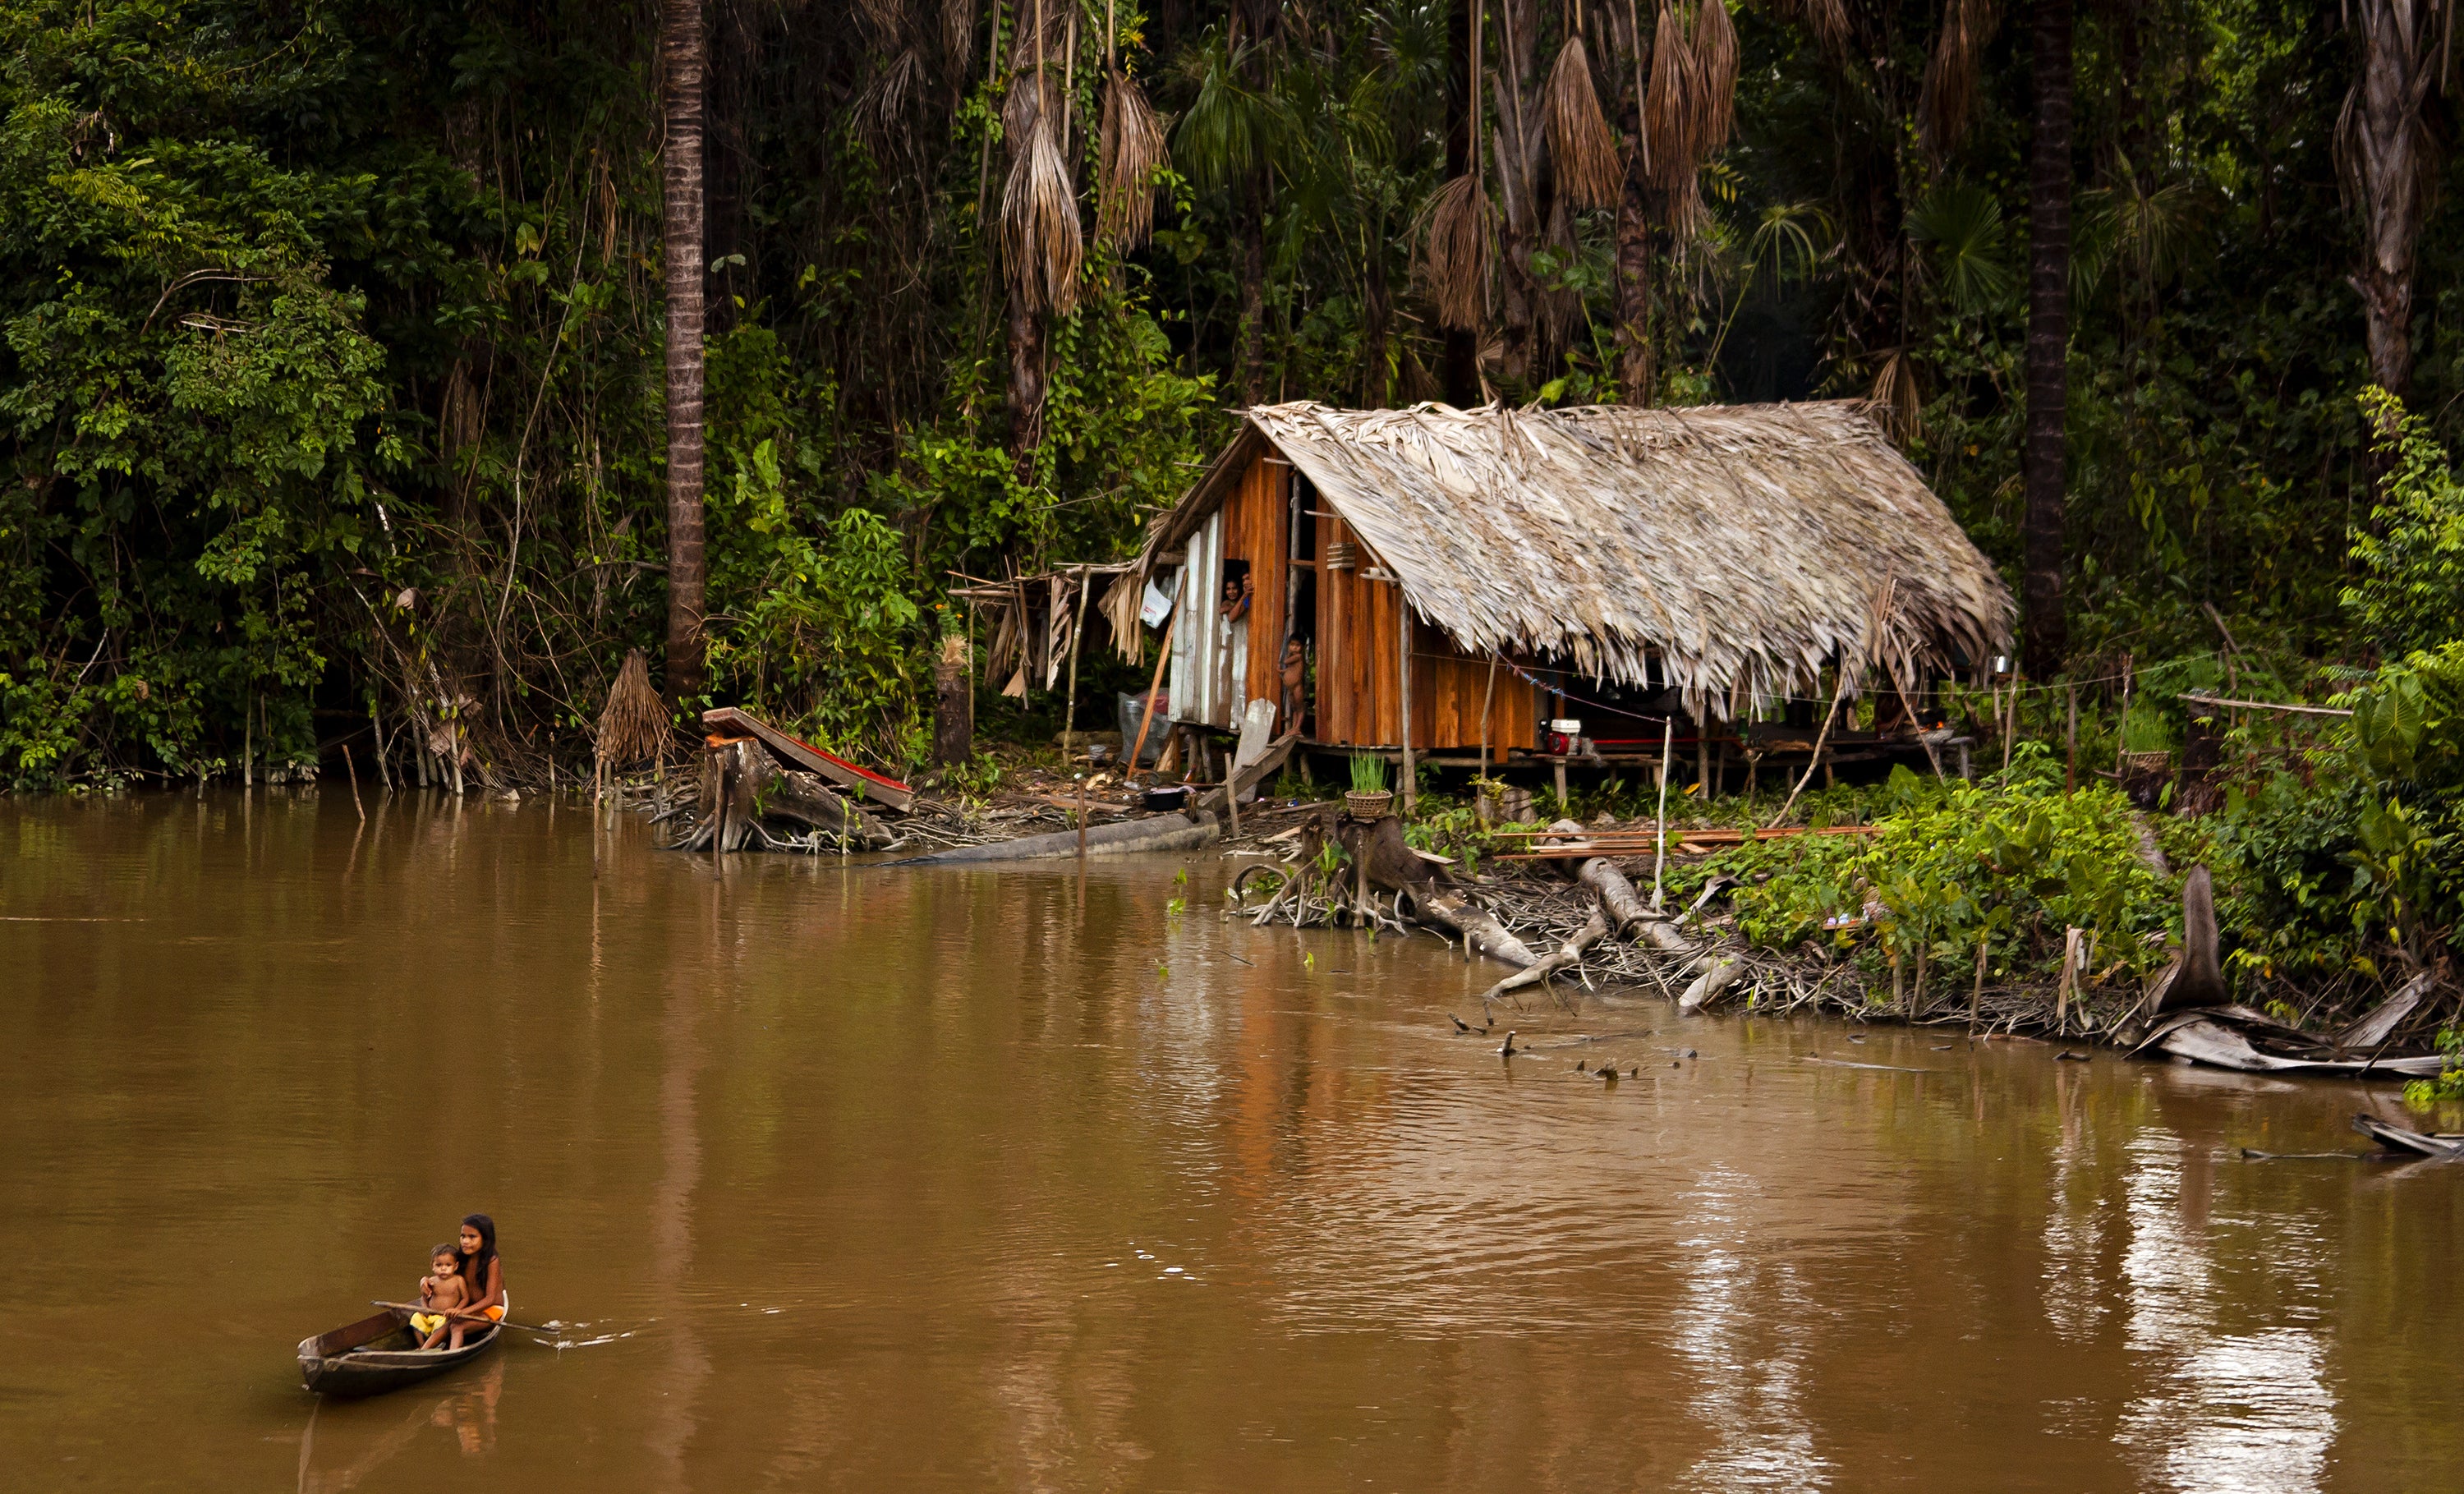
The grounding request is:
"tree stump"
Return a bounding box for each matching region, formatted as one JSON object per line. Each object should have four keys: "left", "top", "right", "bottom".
{"left": 932, "top": 634, "right": 972, "bottom": 766}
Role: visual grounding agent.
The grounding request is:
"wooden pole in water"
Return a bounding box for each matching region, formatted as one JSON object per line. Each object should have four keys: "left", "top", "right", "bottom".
{"left": 1969, "top": 931, "right": 1990, "bottom": 1029}
{"left": 342, "top": 742, "right": 365, "bottom": 820}
{"left": 1078, "top": 776, "right": 1088, "bottom": 859}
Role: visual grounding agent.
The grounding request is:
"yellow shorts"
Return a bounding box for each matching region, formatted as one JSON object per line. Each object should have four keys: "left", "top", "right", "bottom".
{"left": 410, "top": 1305, "right": 499, "bottom": 1340}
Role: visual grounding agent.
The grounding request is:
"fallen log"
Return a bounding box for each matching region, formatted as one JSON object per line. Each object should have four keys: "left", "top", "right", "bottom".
{"left": 1336, "top": 812, "right": 1535, "bottom": 966}
{"left": 1678, "top": 956, "right": 1745, "bottom": 1013}
{"left": 1417, "top": 890, "right": 1538, "bottom": 967}
{"left": 1574, "top": 857, "right": 1692, "bottom": 952}
{"left": 1476, "top": 904, "right": 1609, "bottom": 1004}
{"left": 891, "top": 811, "right": 1220, "bottom": 863}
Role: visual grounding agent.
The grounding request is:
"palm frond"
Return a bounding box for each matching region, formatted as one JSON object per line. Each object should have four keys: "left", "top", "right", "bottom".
{"left": 1418, "top": 172, "right": 1494, "bottom": 331}
{"left": 1919, "top": 0, "right": 1996, "bottom": 161}
{"left": 1172, "top": 32, "right": 1288, "bottom": 196}
{"left": 1772, "top": 0, "right": 1850, "bottom": 55}
{"left": 1866, "top": 350, "right": 1923, "bottom": 443}
{"left": 1096, "top": 67, "right": 1171, "bottom": 248}
{"left": 1692, "top": 0, "right": 1738, "bottom": 156}
{"left": 1745, "top": 200, "right": 1836, "bottom": 286}
{"left": 1905, "top": 179, "right": 2013, "bottom": 315}
{"left": 595, "top": 649, "right": 669, "bottom": 767}
{"left": 1002, "top": 108, "right": 1084, "bottom": 315}
{"left": 1643, "top": 1, "right": 1700, "bottom": 190}
{"left": 1544, "top": 34, "right": 1624, "bottom": 209}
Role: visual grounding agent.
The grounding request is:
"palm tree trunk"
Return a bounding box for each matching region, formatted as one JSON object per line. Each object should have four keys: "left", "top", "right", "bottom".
{"left": 2021, "top": 0, "right": 2072, "bottom": 676}
{"left": 1442, "top": 0, "right": 1482, "bottom": 404}
{"left": 2347, "top": 0, "right": 2444, "bottom": 401}
{"left": 1490, "top": 0, "right": 1542, "bottom": 393}
{"left": 660, "top": 0, "right": 708, "bottom": 706}
{"left": 1239, "top": 177, "right": 1267, "bottom": 403}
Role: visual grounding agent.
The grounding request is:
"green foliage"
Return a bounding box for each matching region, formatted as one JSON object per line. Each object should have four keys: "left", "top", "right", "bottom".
{"left": 1723, "top": 748, "right": 2172, "bottom": 985}
{"left": 1347, "top": 752, "right": 1388, "bottom": 793}
{"left": 2347, "top": 390, "right": 2464, "bottom": 657}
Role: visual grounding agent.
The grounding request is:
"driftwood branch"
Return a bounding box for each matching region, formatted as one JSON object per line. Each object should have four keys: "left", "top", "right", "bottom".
{"left": 1476, "top": 903, "right": 1609, "bottom": 1004}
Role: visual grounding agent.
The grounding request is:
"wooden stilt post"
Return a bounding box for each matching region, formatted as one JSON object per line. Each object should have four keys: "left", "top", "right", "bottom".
{"left": 1652, "top": 715, "right": 1674, "bottom": 910}
{"left": 1397, "top": 605, "right": 1415, "bottom": 816}
{"left": 1059, "top": 568, "right": 1092, "bottom": 760}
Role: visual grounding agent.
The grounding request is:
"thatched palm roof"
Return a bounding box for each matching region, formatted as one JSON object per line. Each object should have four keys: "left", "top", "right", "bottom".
{"left": 1150, "top": 399, "right": 2014, "bottom": 721}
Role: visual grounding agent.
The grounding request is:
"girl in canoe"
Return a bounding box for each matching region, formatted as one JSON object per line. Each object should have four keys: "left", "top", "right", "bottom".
{"left": 421, "top": 1214, "right": 507, "bottom": 1350}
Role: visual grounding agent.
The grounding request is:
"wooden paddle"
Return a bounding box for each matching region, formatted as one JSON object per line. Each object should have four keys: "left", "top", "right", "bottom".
{"left": 370, "top": 1299, "right": 559, "bottom": 1335}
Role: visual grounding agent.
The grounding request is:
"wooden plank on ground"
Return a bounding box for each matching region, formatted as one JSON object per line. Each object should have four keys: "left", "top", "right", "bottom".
{"left": 701, "top": 706, "right": 915, "bottom": 811}
{"left": 1193, "top": 729, "right": 1300, "bottom": 818}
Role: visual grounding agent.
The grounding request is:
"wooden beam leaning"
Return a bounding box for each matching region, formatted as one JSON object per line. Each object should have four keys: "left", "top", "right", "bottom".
{"left": 700, "top": 706, "right": 913, "bottom": 811}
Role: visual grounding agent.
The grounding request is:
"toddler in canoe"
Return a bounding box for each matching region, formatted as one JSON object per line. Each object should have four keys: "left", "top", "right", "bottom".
{"left": 410, "top": 1244, "right": 467, "bottom": 1349}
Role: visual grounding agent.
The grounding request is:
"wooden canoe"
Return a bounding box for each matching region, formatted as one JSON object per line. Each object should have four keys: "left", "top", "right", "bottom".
{"left": 297, "top": 1306, "right": 502, "bottom": 1398}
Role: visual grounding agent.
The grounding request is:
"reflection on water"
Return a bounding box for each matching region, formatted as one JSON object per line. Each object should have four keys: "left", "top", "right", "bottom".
{"left": 2117, "top": 1135, "right": 2338, "bottom": 1493}
{"left": 297, "top": 1358, "right": 503, "bottom": 1494}
{"left": 3, "top": 790, "right": 2462, "bottom": 1492}
{"left": 1671, "top": 1167, "right": 1830, "bottom": 1492}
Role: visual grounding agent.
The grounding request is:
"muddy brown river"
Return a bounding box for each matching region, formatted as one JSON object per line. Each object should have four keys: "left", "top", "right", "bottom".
{"left": 4, "top": 790, "right": 2461, "bottom": 1491}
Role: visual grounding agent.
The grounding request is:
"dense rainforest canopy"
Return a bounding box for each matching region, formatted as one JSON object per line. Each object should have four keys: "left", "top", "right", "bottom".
{"left": 1, "top": 0, "right": 2460, "bottom": 789}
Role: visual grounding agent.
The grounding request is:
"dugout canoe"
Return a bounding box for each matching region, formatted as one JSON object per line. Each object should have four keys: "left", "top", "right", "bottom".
{"left": 297, "top": 1306, "right": 501, "bottom": 1397}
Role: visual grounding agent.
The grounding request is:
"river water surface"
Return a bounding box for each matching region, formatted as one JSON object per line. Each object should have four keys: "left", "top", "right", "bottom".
{"left": 4, "top": 791, "right": 2462, "bottom": 1492}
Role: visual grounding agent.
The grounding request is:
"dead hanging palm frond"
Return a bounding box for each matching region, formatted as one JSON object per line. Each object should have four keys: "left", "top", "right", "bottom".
{"left": 1644, "top": 2, "right": 1702, "bottom": 190}
{"left": 1691, "top": 0, "right": 1738, "bottom": 154}
{"left": 1096, "top": 67, "right": 1171, "bottom": 248}
{"left": 1418, "top": 172, "right": 1494, "bottom": 331}
{"left": 1772, "top": 0, "right": 1851, "bottom": 56}
{"left": 1866, "top": 350, "right": 1923, "bottom": 443}
{"left": 1544, "top": 33, "right": 1623, "bottom": 209}
{"left": 1002, "top": 110, "right": 1084, "bottom": 315}
{"left": 595, "top": 649, "right": 669, "bottom": 768}
{"left": 1919, "top": 0, "right": 1996, "bottom": 162}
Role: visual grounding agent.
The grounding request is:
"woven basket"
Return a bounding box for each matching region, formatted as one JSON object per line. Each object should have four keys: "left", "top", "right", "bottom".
{"left": 1345, "top": 789, "right": 1394, "bottom": 821}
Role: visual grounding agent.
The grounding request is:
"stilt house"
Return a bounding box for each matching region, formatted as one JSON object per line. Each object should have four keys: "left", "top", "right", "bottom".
{"left": 1137, "top": 400, "right": 2014, "bottom": 757}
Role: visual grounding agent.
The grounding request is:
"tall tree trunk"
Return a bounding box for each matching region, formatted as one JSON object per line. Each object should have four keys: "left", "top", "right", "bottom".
{"left": 2346, "top": 0, "right": 2446, "bottom": 402}
{"left": 1489, "top": 0, "right": 1543, "bottom": 393}
{"left": 1363, "top": 239, "right": 1393, "bottom": 405}
{"left": 1442, "top": 0, "right": 1482, "bottom": 405}
{"left": 660, "top": 0, "right": 709, "bottom": 706}
{"left": 1613, "top": 78, "right": 1653, "bottom": 404}
{"left": 2021, "top": 0, "right": 2072, "bottom": 676}
{"left": 1239, "top": 180, "right": 1267, "bottom": 403}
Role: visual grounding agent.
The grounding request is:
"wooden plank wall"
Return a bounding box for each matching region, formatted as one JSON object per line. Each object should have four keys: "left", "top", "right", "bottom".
{"left": 1307, "top": 503, "right": 1537, "bottom": 751}
{"left": 1222, "top": 453, "right": 1289, "bottom": 715}
{"left": 1206, "top": 447, "right": 1542, "bottom": 752}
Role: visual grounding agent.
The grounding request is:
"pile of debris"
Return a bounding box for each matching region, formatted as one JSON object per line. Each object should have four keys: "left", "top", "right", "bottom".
{"left": 1223, "top": 814, "right": 2453, "bottom": 1078}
